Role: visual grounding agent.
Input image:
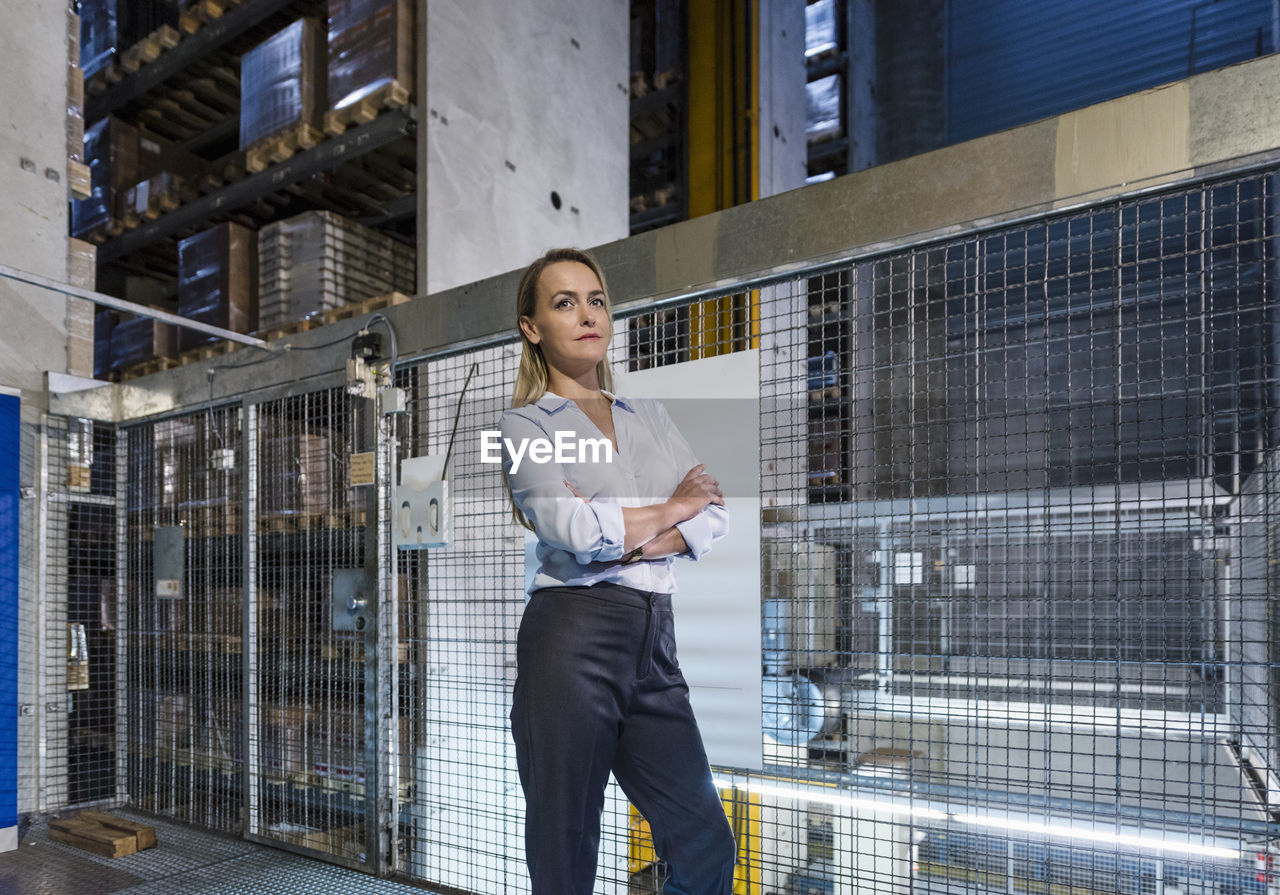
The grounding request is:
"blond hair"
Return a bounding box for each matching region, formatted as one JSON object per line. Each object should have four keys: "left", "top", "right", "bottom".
{"left": 506, "top": 248, "right": 615, "bottom": 531}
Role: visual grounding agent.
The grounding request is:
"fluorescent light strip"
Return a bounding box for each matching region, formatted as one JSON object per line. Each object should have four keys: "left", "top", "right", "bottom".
{"left": 953, "top": 814, "right": 1240, "bottom": 861}
{"left": 712, "top": 776, "right": 1241, "bottom": 861}
{"left": 713, "top": 776, "right": 947, "bottom": 821}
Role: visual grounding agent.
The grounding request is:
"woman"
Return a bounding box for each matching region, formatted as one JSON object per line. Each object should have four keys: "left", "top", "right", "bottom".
{"left": 499, "top": 247, "right": 737, "bottom": 894}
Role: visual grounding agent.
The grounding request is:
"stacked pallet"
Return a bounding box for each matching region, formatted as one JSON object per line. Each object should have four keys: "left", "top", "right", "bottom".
{"left": 258, "top": 210, "right": 414, "bottom": 331}
{"left": 324, "top": 0, "right": 413, "bottom": 135}
{"left": 49, "top": 811, "right": 157, "bottom": 857}
{"left": 240, "top": 18, "right": 326, "bottom": 173}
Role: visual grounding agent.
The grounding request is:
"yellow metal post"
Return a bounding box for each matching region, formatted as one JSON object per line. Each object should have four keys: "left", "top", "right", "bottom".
{"left": 627, "top": 2, "right": 762, "bottom": 887}
{"left": 685, "top": 0, "right": 760, "bottom": 359}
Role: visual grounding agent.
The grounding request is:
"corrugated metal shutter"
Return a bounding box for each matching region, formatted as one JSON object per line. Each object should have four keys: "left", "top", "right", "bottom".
{"left": 948, "top": 0, "right": 1276, "bottom": 144}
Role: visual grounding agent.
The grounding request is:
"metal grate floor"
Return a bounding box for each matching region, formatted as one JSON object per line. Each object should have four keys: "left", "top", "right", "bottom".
{"left": 3, "top": 812, "right": 442, "bottom": 895}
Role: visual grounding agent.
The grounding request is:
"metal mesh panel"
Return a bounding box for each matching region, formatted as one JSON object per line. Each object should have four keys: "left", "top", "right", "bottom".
{"left": 122, "top": 407, "right": 242, "bottom": 832}
{"left": 39, "top": 416, "right": 118, "bottom": 812}
{"left": 251, "top": 387, "right": 373, "bottom": 864}
{"left": 44, "top": 164, "right": 1279, "bottom": 894}
{"left": 405, "top": 342, "right": 530, "bottom": 890}
{"left": 740, "top": 170, "right": 1279, "bottom": 894}
{"left": 396, "top": 167, "right": 1279, "bottom": 894}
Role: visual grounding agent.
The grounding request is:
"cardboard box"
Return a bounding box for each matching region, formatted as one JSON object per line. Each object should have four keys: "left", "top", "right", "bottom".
{"left": 137, "top": 132, "right": 206, "bottom": 181}
{"left": 65, "top": 244, "right": 96, "bottom": 378}
{"left": 240, "top": 17, "right": 326, "bottom": 148}
{"left": 109, "top": 313, "right": 177, "bottom": 370}
{"left": 264, "top": 704, "right": 310, "bottom": 776}
{"left": 259, "top": 432, "right": 331, "bottom": 516}
{"left": 66, "top": 242, "right": 97, "bottom": 378}
{"left": 177, "top": 222, "right": 258, "bottom": 352}
{"left": 67, "top": 9, "right": 81, "bottom": 67}
{"left": 72, "top": 116, "right": 139, "bottom": 236}
{"left": 311, "top": 709, "right": 410, "bottom": 786}
{"left": 327, "top": 0, "right": 413, "bottom": 111}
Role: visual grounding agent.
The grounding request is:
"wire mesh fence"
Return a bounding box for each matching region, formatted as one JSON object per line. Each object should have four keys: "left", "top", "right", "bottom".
{"left": 35, "top": 165, "right": 1280, "bottom": 894}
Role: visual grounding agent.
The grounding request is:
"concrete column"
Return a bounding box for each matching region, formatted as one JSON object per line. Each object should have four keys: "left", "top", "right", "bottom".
{"left": 421, "top": 0, "right": 629, "bottom": 295}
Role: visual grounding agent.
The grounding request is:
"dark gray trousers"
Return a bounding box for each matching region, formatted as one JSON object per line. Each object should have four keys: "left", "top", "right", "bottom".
{"left": 510, "top": 582, "right": 737, "bottom": 895}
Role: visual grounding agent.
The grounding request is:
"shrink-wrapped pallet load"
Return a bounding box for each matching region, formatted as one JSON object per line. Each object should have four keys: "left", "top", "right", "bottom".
{"left": 257, "top": 210, "right": 414, "bottom": 330}
{"left": 327, "top": 0, "right": 413, "bottom": 113}
{"left": 240, "top": 17, "right": 326, "bottom": 149}
{"left": 108, "top": 314, "right": 177, "bottom": 371}
{"left": 177, "top": 222, "right": 258, "bottom": 353}
{"left": 72, "top": 116, "right": 138, "bottom": 236}
{"left": 79, "top": 0, "right": 117, "bottom": 78}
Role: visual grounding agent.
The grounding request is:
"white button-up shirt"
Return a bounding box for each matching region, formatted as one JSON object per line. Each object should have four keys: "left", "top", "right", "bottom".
{"left": 499, "top": 388, "right": 729, "bottom": 594}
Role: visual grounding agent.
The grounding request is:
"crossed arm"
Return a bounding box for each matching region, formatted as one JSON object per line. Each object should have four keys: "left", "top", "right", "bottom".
{"left": 562, "top": 477, "right": 707, "bottom": 560}
{"left": 500, "top": 407, "right": 727, "bottom": 565}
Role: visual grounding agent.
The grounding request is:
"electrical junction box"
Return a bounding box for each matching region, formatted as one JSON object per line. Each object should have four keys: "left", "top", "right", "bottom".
{"left": 154, "top": 526, "right": 185, "bottom": 598}
{"left": 395, "top": 454, "right": 451, "bottom": 549}
{"left": 379, "top": 385, "right": 406, "bottom": 415}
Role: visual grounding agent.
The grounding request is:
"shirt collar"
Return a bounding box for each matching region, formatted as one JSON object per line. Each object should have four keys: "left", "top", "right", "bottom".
{"left": 533, "top": 388, "right": 635, "bottom": 415}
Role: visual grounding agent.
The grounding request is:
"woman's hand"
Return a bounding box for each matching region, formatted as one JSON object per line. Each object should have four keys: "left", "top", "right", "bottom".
{"left": 668, "top": 464, "right": 724, "bottom": 519}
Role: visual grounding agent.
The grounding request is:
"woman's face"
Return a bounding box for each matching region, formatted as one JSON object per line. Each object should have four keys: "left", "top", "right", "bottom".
{"left": 520, "top": 261, "right": 609, "bottom": 373}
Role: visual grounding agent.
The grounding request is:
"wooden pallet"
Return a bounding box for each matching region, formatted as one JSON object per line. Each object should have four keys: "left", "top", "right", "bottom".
{"left": 49, "top": 812, "right": 157, "bottom": 857}
{"left": 179, "top": 0, "right": 241, "bottom": 35}
{"left": 254, "top": 291, "right": 411, "bottom": 342}
{"left": 78, "top": 811, "right": 158, "bottom": 851}
{"left": 86, "top": 61, "right": 125, "bottom": 96}
{"left": 165, "top": 632, "right": 243, "bottom": 654}
{"left": 318, "top": 290, "right": 411, "bottom": 324}
{"left": 119, "top": 24, "right": 181, "bottom": 73}
{"left": 119, "top": 180, "right": 197, "bottom": 228}
{"left": 119, "top": 356, "right": 179, "bottom": 382}
{"left": 117, "top": 291, "right": 410, "bottom": 382}
{"left": 187, "top": 507, "right": 242, "bottom": 538}
{"left": 259, "top": 512, "right": 327, "bottom": 533}
{"left": 78, "top": 223, "right": 111, "bottom": 245}
{"left": 254, "top": 317, "right": 316, "bottom": 342}
{"left": 245, "top": 122, "right": 324, "bottom": 174}
{"left": 321, "top": 639, "right": 409, "bottom": 664}
{"left": 326, "top": 507, "right": 368, "bottom": 529}
{"left": 176, "top": 341, "right": 241, "bottom": 366}
{"left": 323, "top": 81, "right": 411, "bottom": 137}
{"left": 200, "top": 152, "right": 247, "bottom": 192}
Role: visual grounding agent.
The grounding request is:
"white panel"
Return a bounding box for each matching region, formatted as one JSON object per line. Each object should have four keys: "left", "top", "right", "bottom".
{"left": 616, "top": 349, "right": 763, "bottom": 770}
{"left": 0, "top": 825, "right": 14, "bottom": 853}
{"left": 837, "top": 812, "right": 913, "bottom": 895}
{"left": 425, "top": 0, "right": 629, "bottom": 294}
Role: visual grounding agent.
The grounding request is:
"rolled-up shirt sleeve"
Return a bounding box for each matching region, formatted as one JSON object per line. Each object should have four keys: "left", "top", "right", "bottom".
{"left": 654, "top": 400, "right": 729, "bottom": 561}
{"left": 674, "top": 502, "right": 729, "bottom": 562}
{"left": 499, "top": 410, "right": 626, "bottom": 564}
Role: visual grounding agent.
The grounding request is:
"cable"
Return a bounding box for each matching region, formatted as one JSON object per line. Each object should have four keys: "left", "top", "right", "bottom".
{"left": 203, "top": 313, "right": 400, "bottom": 452}
{"left": 206, "top": 346, "right": 287, "bottom": 452}
{"left": 365, "top": 312, "right": 400, "bottom": 378}
{"left": 442, "top": 361, "right": 479, "bottom": 477}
